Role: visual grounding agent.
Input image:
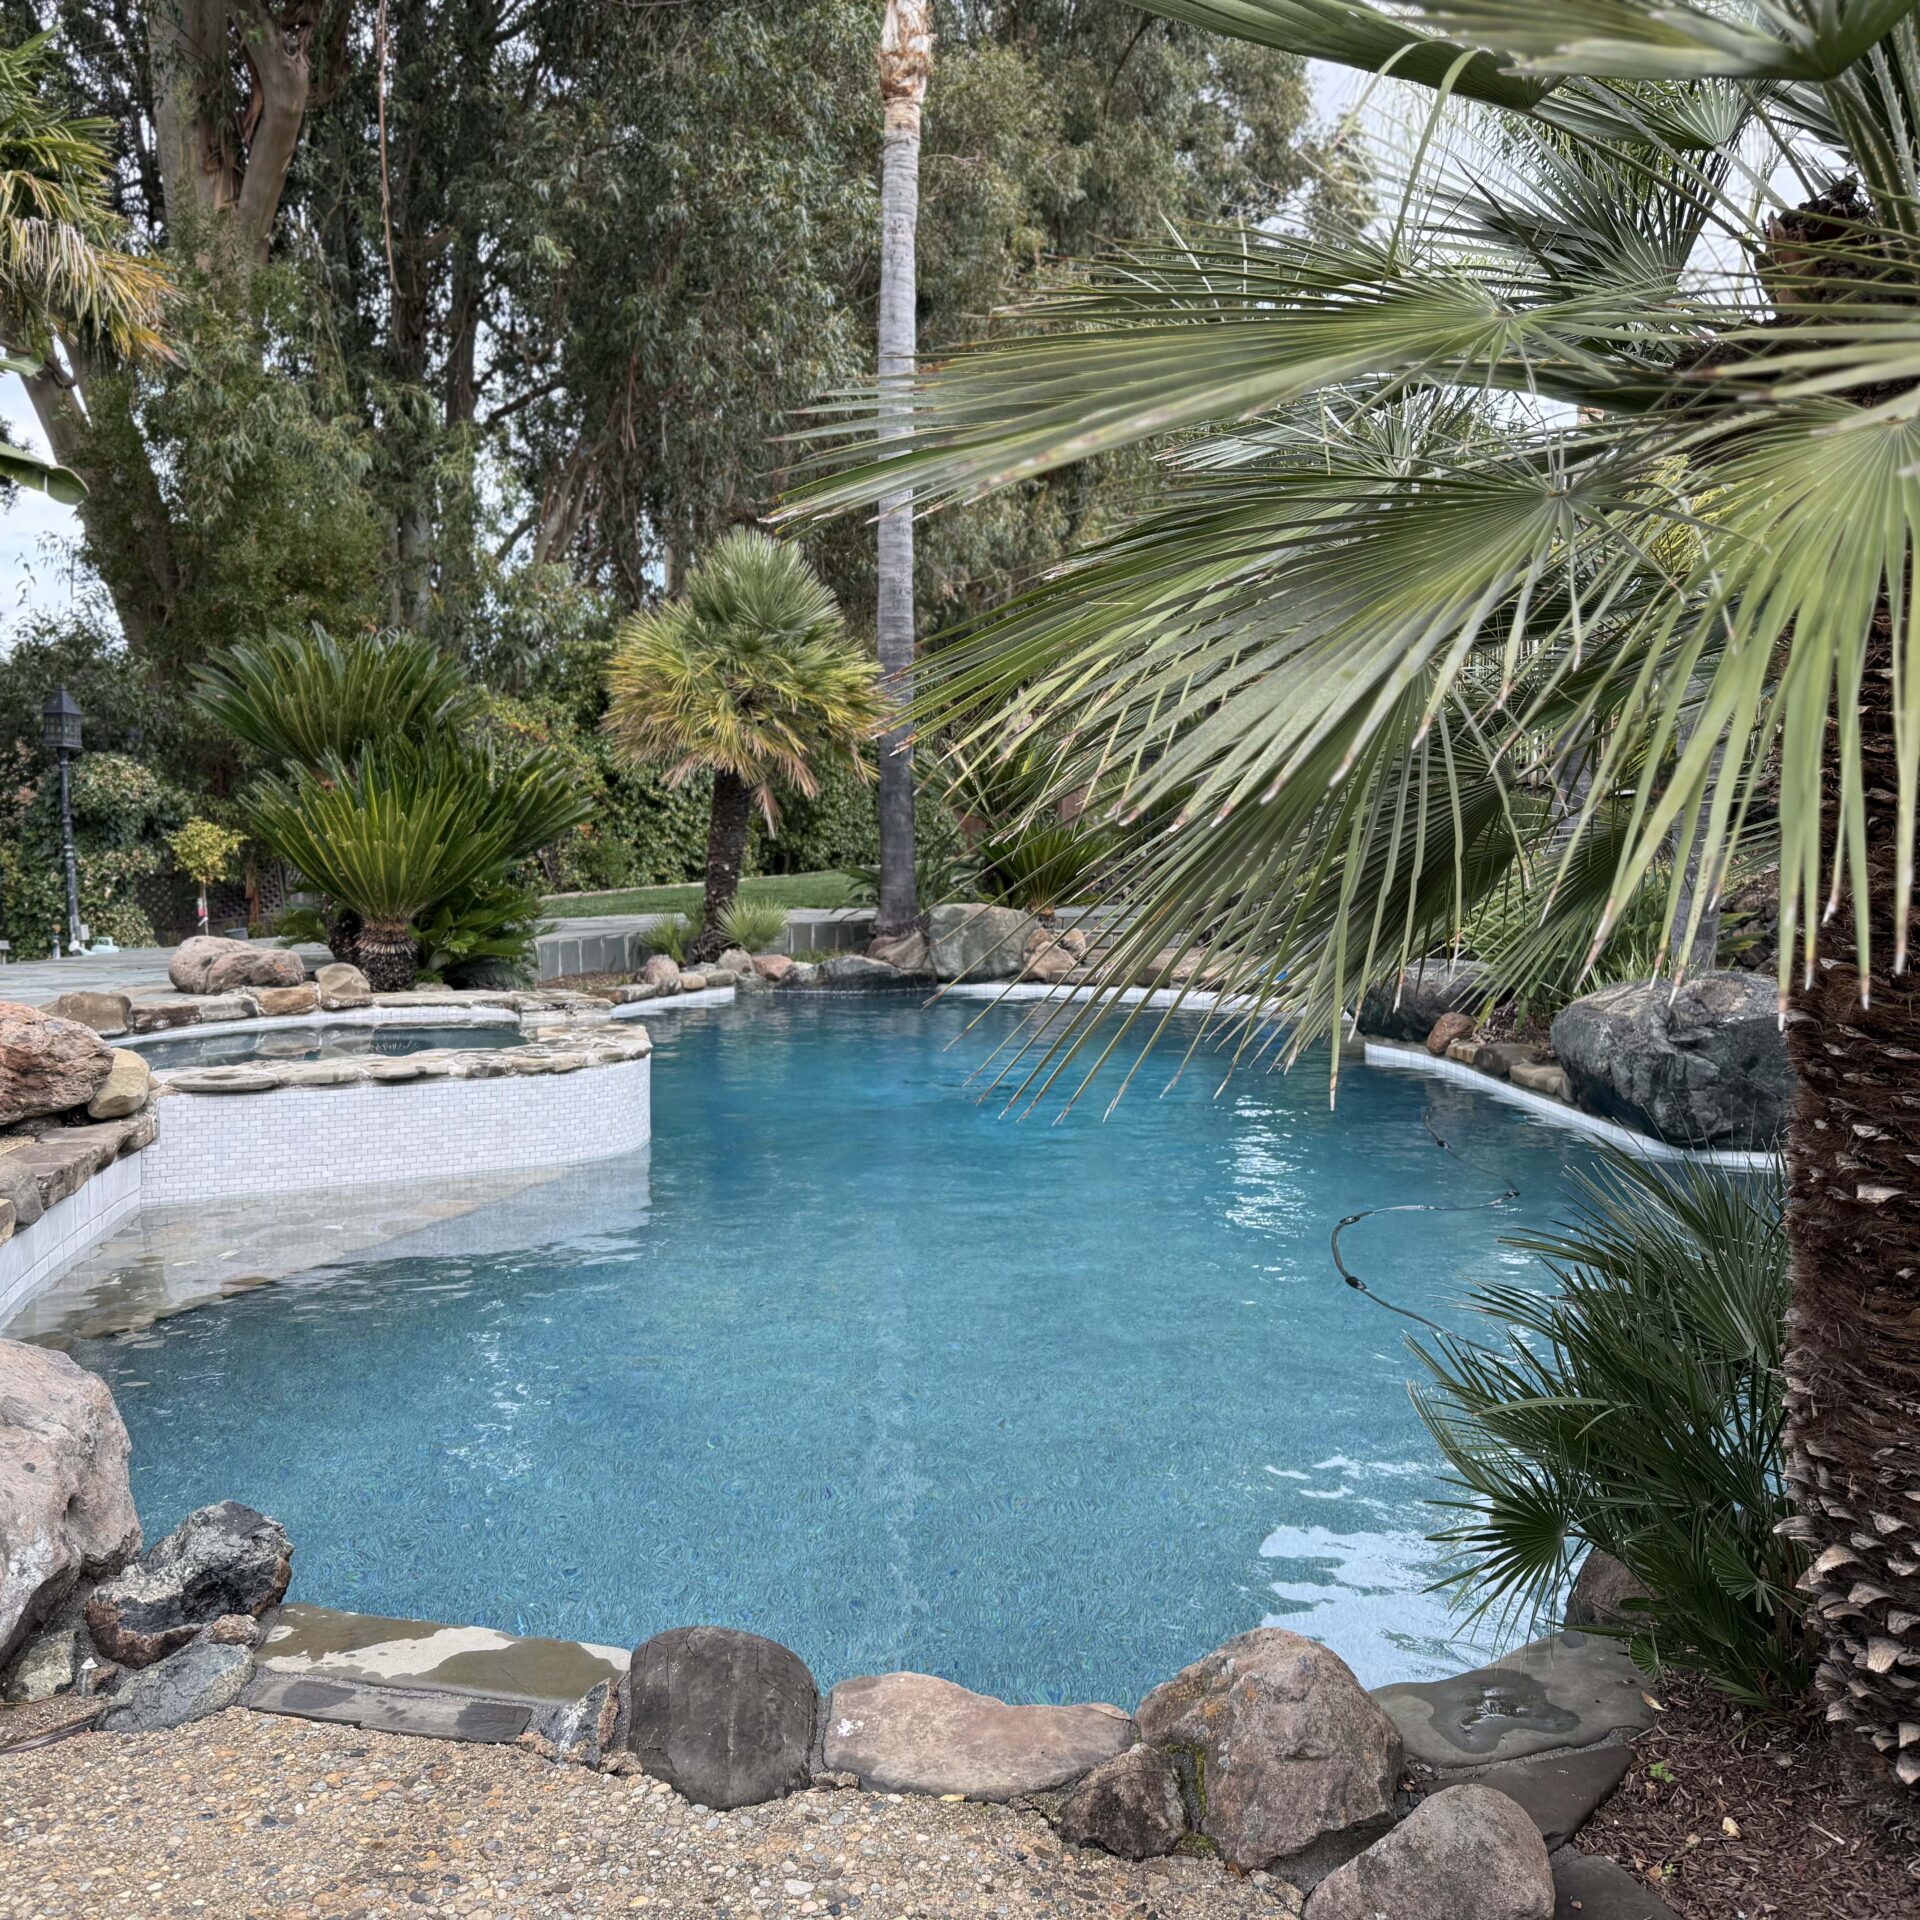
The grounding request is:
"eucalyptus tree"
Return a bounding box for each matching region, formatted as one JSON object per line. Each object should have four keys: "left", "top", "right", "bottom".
{"left": 873, "top": 0, "right": 933, "bottom": 937}
{"left": 792, "top": 1, "right": 1920, "bottom": 1773}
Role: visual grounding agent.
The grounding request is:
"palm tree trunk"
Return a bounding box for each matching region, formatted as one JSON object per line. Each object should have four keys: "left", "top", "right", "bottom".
{"left": 873, "top": 0, "right": 932, "bottom": 940}
{"left": 691, "top": 771, "right": 754, "bottom": 962}
{"left": 356, "top": 919, "right": 418, "bottom": 993}
{"left": 1782, "top": 613, "right": 1920, "bottom": 1783}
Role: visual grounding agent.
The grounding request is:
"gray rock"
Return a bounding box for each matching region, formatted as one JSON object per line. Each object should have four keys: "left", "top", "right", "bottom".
{"left": 169, "top": 937, "right": 306, "bottom": 996}
{"left": 677, "top": 971, "right": 710, "bottom": 993}
{"left": 314, "top": 962, "right": 373, "bottom": 1010}
{"left": 98, "top": 1637, "right": 253, "bottom": 1734}
{"left": 1373, "top": 1632, "right": 1655, "bottom": 1770}
{"left": 1304, "top": 1783, "right": 1554, "bottom": 1920}
{"left": 927, "top": 904, "right": 1037, "bottom": 982}
{"left": 1357, "top": 959, "right": 1488, "bottom": 1041}
{"left": 273, "top": 1060, "right": 364, "bottom": 1088}
{"left": 638, "top": 955, "right": 682, "bottom": 992}
{"left": 702, "top": 968, "right": 739, "bottom": 988}
{"left": 86, "top": 1500, "right": 292, "bottom": 1669}
{"left": 163, "top": 1067, "right": 281, "bottom": 1095}
{"left": 1550, "top": 1850, "right": 1685, "bottom": 1920}
{"left": 42, "top": 990, "right": 131, "bottom": 1037}
{"left": 2, "top": 1623, "right": 81, "bottom": 1702}
{"left": 1137, "top": 1629, "right": 1400, "bottom": 1870}
{"left": 0, "top": 1000, "right": 114, "bottom": 1126}
{"left": 1474, "top": 1745, "right": 1631, "bottom": 1851}
{"left": 0, "top": 1339, "right": 140, "bottom": 1673}
{"left": 715, "top": 947, "right": 756, "bottom": 977}
{"left": 822, "top": 1671, "right": 1134, "bottom": 1801}
{"left": 1549, "top": 972, "right": 1793, "bottom": 1149}
{"left": 1055, "top": 1742, "right": 1188, "bottom": 1859}
{"left": 624, "top": 1626, "right": 818, "bottom": 1809}
{"left": 1566, "top": 1550, "right": 1650, "bottom": 1631}
{"left": 536, "top": 1677, "right": 619, "bottom": 1767}
{"left": 86, "top": 1048, "right": 152, "bottom": 1120}
{"left": 1511, "top": 1059, "right": 1572, "bottom": 1100}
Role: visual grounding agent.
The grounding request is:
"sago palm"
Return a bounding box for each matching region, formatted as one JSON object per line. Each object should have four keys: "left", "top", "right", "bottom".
{"left": 790, "top": 2, "right": 1920, "bottom": 1775}
{"left": 604, "top": 529, "right": 886, "bottom": 962}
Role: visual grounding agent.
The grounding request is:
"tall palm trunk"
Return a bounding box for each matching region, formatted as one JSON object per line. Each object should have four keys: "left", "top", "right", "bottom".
{"left": 691, "top": 771, "right": 754, "bottom": 963}
{"left": 1783, "top": 614, "right": 1920, "bottom": 1782}
{"left": 872, "top": 0, "right": 932, "bottom": 939}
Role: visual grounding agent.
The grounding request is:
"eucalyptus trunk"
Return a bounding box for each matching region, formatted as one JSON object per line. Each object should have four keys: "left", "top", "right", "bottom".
{"left": 872, "top": 0, "right": 932, "bottom": 939}
{"left": 1782, "top": 615, "right": 1920, "bottom": 1783}
{"left": 690, "top": 771, "right": 754, "bottom": 963}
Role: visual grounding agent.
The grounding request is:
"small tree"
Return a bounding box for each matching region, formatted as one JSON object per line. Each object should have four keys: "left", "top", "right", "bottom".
{"left": 167, "top": 818, "right": 246, "bottom": 937}
{"left": 603, "top": 530, "right": 886, "bottom": 962}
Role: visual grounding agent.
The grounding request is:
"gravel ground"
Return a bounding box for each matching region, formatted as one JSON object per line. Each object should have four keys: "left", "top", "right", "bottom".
{"left": 0, "top": 1708, "right": 1303, "bottom": 1920}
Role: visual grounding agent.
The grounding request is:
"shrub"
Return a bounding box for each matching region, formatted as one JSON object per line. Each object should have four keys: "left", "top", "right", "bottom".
{"left": 717, "top": 899, "right": 787, "bottom": 953}
{"left": 644, "top": 912, "right": 697, "bottom": 962}
{"left": 1411, "top": 1157, "right": 1806, "bottom": 1706}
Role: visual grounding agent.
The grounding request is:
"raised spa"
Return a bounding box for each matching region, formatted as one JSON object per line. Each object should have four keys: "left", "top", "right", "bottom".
{"left": 132, "top": 1020, "right": 524, "bottom": 1072}
{"left": 67, "top": 997, "right": 1601, "bottom": 1705}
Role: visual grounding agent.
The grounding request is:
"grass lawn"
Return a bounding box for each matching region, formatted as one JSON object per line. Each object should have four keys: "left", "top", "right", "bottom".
{"left": 540, "top": 870, "right": 857, "bottom": 919}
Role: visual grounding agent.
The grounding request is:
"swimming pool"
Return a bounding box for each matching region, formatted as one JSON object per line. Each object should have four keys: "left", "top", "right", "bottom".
{"left": 69, "top": 997, "right": 1599, "bottom": 1704}
{"left": 134, "top": 1020, "right": 523, "bottom": 1072}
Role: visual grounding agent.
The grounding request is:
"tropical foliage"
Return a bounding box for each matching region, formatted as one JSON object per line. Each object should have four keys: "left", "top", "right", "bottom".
{"left": 1415, "top": 1158, "right": 1803, "bottom": 1706}
{"left": 716, "top": 898, "right": 790, "bottom": 954}
{"left": 790, "top": 1, "right": 1920, "bottom": 1771}
{"left": 604, "top": 530, "right": 884, "bottom": 958}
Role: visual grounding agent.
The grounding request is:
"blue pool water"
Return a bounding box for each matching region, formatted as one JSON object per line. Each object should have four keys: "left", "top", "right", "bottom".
{"left": 72, "top": 997, "right": 1600, "bottom": 1705}
{"left": 135, "top": 1021, "right": 523, "bottom": 1071}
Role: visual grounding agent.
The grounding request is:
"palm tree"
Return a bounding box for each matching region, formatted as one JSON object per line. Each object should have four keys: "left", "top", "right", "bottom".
{"left": 0, "top": 32, "right": 169, "bottom": 500}
{"left": 872, "top": 0, "right": 934, "bottom": 940}
{"left": 792, "top": 3, "right": 1920, "bottom": 1777}
{"left": 603, "top": 529, "right": 887, "bottom": 962}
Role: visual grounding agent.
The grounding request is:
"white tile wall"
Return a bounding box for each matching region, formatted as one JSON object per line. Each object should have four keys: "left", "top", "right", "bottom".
{"left": 0, "top": 1151, "right": 146, "bottom": 1326}
{"left": 140, "top": 1057, "right": 652, "bottom": 1202}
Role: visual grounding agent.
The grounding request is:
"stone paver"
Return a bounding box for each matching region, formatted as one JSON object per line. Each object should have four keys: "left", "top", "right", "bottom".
{"left": 1550, "top": 1849, "right": 1684, "bottom": 1920}
{"left": 1470, "top": 1744, "right": 1631, "bottom": 1851}
{"left": 1374, "top": 1633, "right": 1656, "bottom": 1769}
{"left": 0, "top": 1706, "right": 1303, "bottom": 1919}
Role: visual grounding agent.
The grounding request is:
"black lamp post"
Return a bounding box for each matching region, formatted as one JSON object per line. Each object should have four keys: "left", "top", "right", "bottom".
{"left": 41, "top": 687, "right": 84, "bottom": 954}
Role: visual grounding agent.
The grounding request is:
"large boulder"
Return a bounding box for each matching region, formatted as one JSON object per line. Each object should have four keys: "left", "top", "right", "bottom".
{"left": 314, "top": 962, "right": 372, "bottom": 1010}
{"left": 0, "top": 1340, "right": 140, "bottom": 1674}
{"left": 42, "top": 990, "right": 131, "bottom": 1037}
{"left": 1303, "top": 1783, "right": 1554, "bottom": 1920}
{"left": 1357, "top": 960, "right": 1487, "bottom": 1042}
{"left": 168, "top": 936, "right": 306, "bottom": 996}
{"left": 1565, "top": 1548, "right": 1651, "bottom": 1630}
{"left": 86, "top": 1049, "right": 153, "bottom": 1120}
{"left": 97, "top": 1636, "right": 254, "bottom": 1735}
{"left": 1550, "top": 971, "right": 1793, "bottom": 1149}
{"left": 1055, "top": 1742, "right": 1188, "bottom": 1859}
{"left": 821, "top": 1671, "right": 1134, "bottom": 1801}
{"left": 85, "top": 1500, "right": 292, "bottom": 1668}
{"left": 623, "top": 1626, "right": 818, "bottom": 1809}
{"left": 638, "top": 955, "right": 681, "bottom": 993}
{"left": 0, "top": 1001, "right": 114, "bottom": 1126}
{"left": 927, "top": 904, "right": 1037, "bottom": 982}
{"left": 1136, "top": 1628, "right": 1400, "bottom": 1869}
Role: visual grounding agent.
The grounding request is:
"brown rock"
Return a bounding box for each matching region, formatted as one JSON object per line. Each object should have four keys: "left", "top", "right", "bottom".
{"left": 1426, "top": 1010, "right": 1476, "bottom": 1055}
{"left": 9, "top": 1133, "right": 116, "bottom": 1208}
{"left": 754, "top": 954, "right": 795, "bottom": 983}
{"left": 0, "top": 1339, "right": 141, "bottom": 1672}
{"left": 1056, "top": 1742, "right": 1188, "bottom": 1859}
{"left": 43, "top": 990, "right": 131, "bottom": 1036}
{"left": 0, "top": 1002, "right": 114, "bottom": 1126}
{"left": 821, "top": 1672, "right": 1135, "bottom": 1801}
{"left": 250, "top": 984, "right": 319, "bottom": 1017}
{"left": 0, "top": 1197, "right": 12, "bottom": 1245}
{"left": 169, "top": 936, "right": 305, "bottom": 995}
{"left": 86, "top": 1049, "right": 152, "bottom": 1120}
{"left": 678, "top": 972, "right": 709, "bottom": 992}
{"left": 715, "top": 947, "right": 756, "bottom": 976}
{"left": 1565, "top": 1549, "right": 1651, "bottom": 1630}
{"left": 201, "top": 1612, "right": 261, "bottom": 1647}
{"left": 1021, "top": 937, "right": 1079, "bottom": 984}
{"left": 868, "top": 930, "right": 931, "bottom": 973}
{"left": 638, "top": 955, "right": 681, "bottom": 992}
{"left": 314, "top": 962, "right": 373, "bottom": 1010}
{"left": 1136, "top": 1628, "right": 1400, "bottom": 1869}
{"left": 1303, "top": 1784, "right": 1553, "bottom": 1920}
{"left": 0, "top": 1153, "right": 43, "bottom": 1228}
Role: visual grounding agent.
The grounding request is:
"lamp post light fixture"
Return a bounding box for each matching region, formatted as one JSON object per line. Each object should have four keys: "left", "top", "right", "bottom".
{"left": 41, "top": 686, "right": 84, "bottom": 954}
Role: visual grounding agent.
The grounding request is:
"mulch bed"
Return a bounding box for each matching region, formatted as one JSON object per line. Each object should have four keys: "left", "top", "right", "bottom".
{"left": 1578, "top": 1673, "right": 1920, "bottom": 1918}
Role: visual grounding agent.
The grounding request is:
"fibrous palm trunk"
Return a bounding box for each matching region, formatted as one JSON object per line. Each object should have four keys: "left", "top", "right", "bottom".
{"left": 690, "top": 770, "right": 754, "bottom": 963}
{"left": 356, "top": 919, "right": 419, "bottom": 993}
{"left": 1783, "top": 615, "right": 1920, "bottom": 1781}
{"left": 872, "top": 0, "right": 932, "bottom": 940}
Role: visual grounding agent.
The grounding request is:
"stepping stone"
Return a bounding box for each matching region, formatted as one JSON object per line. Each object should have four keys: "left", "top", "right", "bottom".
{"left": 1374, "top": 1632, "right": 1656, "bottom": 1768}
{"left": 822, "top": 1671, "right": 1135, "bottom": 1801}
{"left": 1551, "top": 1850, "right": 1684, "bottom": 1920}
{"left": 245, "top": 1671, "right": 532, "bottom": 1744}
{"left": 1471, "top": 1744, "right": 1632, "bottom": 1849}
